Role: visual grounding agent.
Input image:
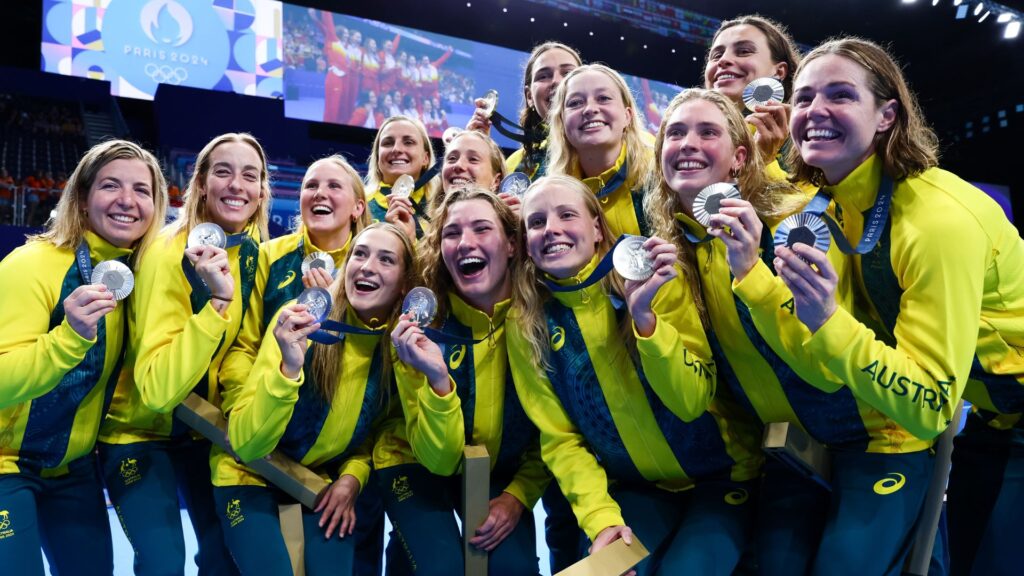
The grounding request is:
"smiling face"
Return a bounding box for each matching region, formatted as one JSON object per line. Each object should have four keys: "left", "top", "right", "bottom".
{"left": 562, "top": 69, "right": 632, "bottom": 157}
{"left": 440, "top": 199, "right": 513, "bottom": 312}
{"left": 300, "top": 160, "right": 365, "bottom": 250}
{"left": 660, "top": 98, "right": 747, "bottom": 208}
{"left": 705, "top": 24, "right": 787, "bottom": 102}
{"left": 200, "top": 141, "right": 263, "bottom": 234}
{"left": 791, "top": 54, "right": 897, "bottom": 184}
{"left": 376, "top": 120, "right": 430, "bottom": 185}
{"left": 442, "top": 133, "right": 500, "bottom": 193}
{"left": 527, "top": 47, "right": 579, "bottom": 120}
{"left": 523, "top": 182, "right": 601, "bottom": 279}
{"left": 86, "top": 158, "right": 156, "bottom": 248}
{"left": 344, "top": 228, "right": 406, "bottom": 324}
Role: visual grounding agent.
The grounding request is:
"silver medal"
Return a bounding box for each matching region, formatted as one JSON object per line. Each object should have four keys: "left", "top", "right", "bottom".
{"left": 442, "top": 126, "right": 463, "bottom": 146}
{"left": 480, "top": 89, "right": 498, "bottom": 119}
{"left": 773, "top": 213, "right": 831, "bottom": 254}
{"left": 612, "top": 235, "right": 655, "bottom": 281}
{"left": 187, "top": 222, "right": 227, "bottom": 249}
{"left": 297, "top": 287, "right": 332, "bottom": 324}
{"left": 692, "top": 182, "right": 741, "bottom": 227}
{"left": 499, "top": 172, "right": 531, "bottom": 200}
{"left": 91, "top": 260, "right": 134, "bottom": 301}
{"left": 402, "top": 286, "right": 438, "bottom": 327}
{"left": 391, "top": 174, "right": 415, "bottom": 199}
{"left": 742, "top": 77, "right": 785, "bottom": 112}
{"left": 301, "top": 251, "right": 336, "bottom": 277}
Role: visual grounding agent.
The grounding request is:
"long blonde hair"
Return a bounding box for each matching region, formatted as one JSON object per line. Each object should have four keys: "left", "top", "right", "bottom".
{"left": 171, "top": 133, "right": 271, "bottom": 241}
{"left": 292, "top": 154, "right": 372, "bottom": 234}
{"left": 364, "top": 115, "right": 438, "bottom": 197}
{"left": 786, "top": 37, "right": 939, "bottom": 186}
{"left": 514, "top": 175, "right": 630, "bottom": 369}
{"left": 30, "top": 139, "right": 168, "bottom": 266}
{"left": 308, "top": 222, "right": 416, "bottom": 402}
{"left": 546, "top": 64, "right": 654, "bottom": 190}
{"left": 645, "top": 88, "right": 805, "bottom": 329}
{"left": 418, "top": 187, "right": 528, "bottom": 322}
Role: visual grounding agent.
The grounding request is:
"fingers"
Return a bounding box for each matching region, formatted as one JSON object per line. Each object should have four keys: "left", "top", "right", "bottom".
{"left": 303, "top": 267, "right": 334, "bottom": 289}
{"left": 791, "top": 244, "right": 838, "bottom": 282}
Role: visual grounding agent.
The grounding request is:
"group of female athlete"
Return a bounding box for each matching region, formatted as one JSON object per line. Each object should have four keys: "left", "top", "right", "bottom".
{"left": 1, "top": 12, "right": 1021, "bottom": 576}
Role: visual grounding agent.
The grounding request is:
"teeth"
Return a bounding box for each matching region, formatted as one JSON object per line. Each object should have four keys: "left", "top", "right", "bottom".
{"left": 717, "top": 73, "right": 740, "bottom": 81}
{"left": 390, "top": 159, "right": 409, "bottom": 165}
{"left": 450, "top": 177, "right": 471, "bottom": 185}
{"left": 459, "top": 257, "right": 485, "bottom": 266}
{"left": 675, "top": 160, "right": 707, "bottom": 170}
{"left": 581, "top": 121, "right": 606, "bottom": 130}
{"left": 807, "top": 128, "right": 840, "bottom": 140}
{"left": 544, "top": 243, "right": 571, "bottom": 255}
{"left": 109, "top": 214, "right": 137, "bottom": 223}
{"left": 311, "top": 205, "right": 333, "bottom": 215}
{"left": 355, "top": 280, "right": 379, "bottom": 290}
{"left": 224, "top": 198, "right": 246, "bottom": 207}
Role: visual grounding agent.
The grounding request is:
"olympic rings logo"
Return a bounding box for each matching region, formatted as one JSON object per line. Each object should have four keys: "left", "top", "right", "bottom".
{"left": 144, "top": 63, "right": 188, "bottom": 84}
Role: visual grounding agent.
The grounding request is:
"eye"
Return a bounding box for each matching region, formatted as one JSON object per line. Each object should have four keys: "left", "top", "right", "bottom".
{"left": 303, "top": 181, "right": 317, "bottom": 189}
{"left": 597, "top": 94, "right": 614, "bottom": 103}
{"left": 136, "top": 186, "right": 152, "bottom": 197}
{"left": 832, "top": 90, "right": 855, "bottom": 101}
{"left": 566, "top": 97, "right": 584, "bottom": 109}
{"left": 244, "top": 172, "right": 259, "bottom": 182}
{"left": 666, "top": 127, "right": 683, "bottom": 139}
{"left": 560, "top": 210, "right": 578, "bottom": 220}
{"left": 534, "top": 71, "right": 551, "bottom": 82}
{"left": 352, "top": 247, "right": 368, "bottom": 259}
{"left": 442, "top": 228, "right": 459, "bottom": 239}
{"left": 380, "top": 255, "right": 396, "bottom": 265}
{"left": 214, "top": 169, "right": 230, "bottom": 177}
{"left": 701, "top": 128, "right": 720, "bottom": 138}
{"left": 527, "top": 216, "right": 545, "bottom": 229}
{"left": 793, "top": 93, "right": 812, "bottom": 107}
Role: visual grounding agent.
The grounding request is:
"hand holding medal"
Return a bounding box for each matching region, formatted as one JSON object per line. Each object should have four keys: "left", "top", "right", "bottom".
{"left": 301, "top": 252, "right": 336, "bottom": 289}
{"left": 391, "top": 287, "right": 449, "bottom": 394}
{"left": 742, "top": 77, "right": 791, "bottom": 161}
{"left": 702, "top": 192, "right": 764, "bottom": 282}
{"left": 276, "top": 287, "right": 333, "bottom": 379}
{"left": 616, "top": 236, "right": 679, "bottom": 337}
{"left": 772, "top": 218, "right": 839, "bottom": 335}
{"left": 63, "top": 281, "right": 117, "bottom": 340}
{"left": 185, "top": 223, "right": 234, "bottom": 305}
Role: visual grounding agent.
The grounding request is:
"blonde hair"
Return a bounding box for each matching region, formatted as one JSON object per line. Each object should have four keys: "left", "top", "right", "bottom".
{"left": 645, "top": 88, "right": 806, "bottom": 329}
{"left": 364, "top": 115, "right": 438, "bottom": 198}
{"left": 171, "top": 133, "right": 271, "bottom": 241}
{"left": 308, "top": 222, "right": 416, "bottom": 402}
{"left": 708, "top": 15, "right": 802, "bottom": 99}
{"left": 418, "top": 187, "right": 528, "bottom": 322}
{"left": 433, "top": 130, "right": 507, "bottom": 212}
{"left": 514, "top": 175, "right": 631, "bottom": 369}
{"left": 30, "top": 139, "right": 168, "bottom": 266}
{"left": 786, "top": 37, "right": 939, "bottom": 186}
{"left": 293, "top": 154, "right": 372, "bottom": 234}
{"left": 546, "top": 64, "right": 654, "bottom": 191}
{"left": 519, "top": 42, "right": 583, "bottom": 173}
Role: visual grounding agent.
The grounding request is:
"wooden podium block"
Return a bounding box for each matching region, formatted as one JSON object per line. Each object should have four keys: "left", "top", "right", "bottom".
{"left": 174, "top": 393, "right": 329, "bottom": 509}
{"left": 278, "top": 502, "right": 305, "bottom": 576}
{"left": 762, "top": 422, "right": 832, "bottom": 490}
{"left": 461, "top": 445, "right": 490, "bottom": 576}
{"left": 555, "top": 537, "right": 650, "bottom": 576}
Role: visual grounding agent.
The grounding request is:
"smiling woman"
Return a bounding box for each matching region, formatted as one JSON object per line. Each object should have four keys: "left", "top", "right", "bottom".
{"left": 0, "top": 140, "right": 166, "bottom": 575}
{"left": 95, "top": 132, "right": 271, "bottom": 576}
{"left": 365, "top": 115, "right": 439, "bottom": 240}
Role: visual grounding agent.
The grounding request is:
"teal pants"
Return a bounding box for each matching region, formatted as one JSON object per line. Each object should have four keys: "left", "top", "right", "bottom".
{"left": 213, "top": 484, "right": 355, "bottom": 576}
{"left": 540, "top": 482, "right": 586, "bottom": 573}
{"left": 0, "top": 455, "right": 113, "bottom": 576}
{"left": 97, "top": 438, "right": 238, "bottom": 576}
{"left": 948, "top": 414, "right": 1024, "bottom": 576}
{"left": 611, "top": 479, "right": 756, "bottom": 576}
{"left": 378, "top": 463, "right": 539, "bottom": 576}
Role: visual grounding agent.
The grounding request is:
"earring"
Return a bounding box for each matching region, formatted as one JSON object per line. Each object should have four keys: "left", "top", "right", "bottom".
{"left": 729, "top": 167, "right": 740, "bottom": 179}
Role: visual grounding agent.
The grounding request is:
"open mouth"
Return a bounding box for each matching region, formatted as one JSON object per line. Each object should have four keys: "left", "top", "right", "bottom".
{"left": 311, "top": 204, "right": 333, "bottom": 216}
{"left": 805, "top": 128, "right": 841, "bottom": 142}
{"left": 674, "top": 159, "right": 708, "bottom": 171}
{"left": 715, "top": 72, "right": 743, "bottom": 83}
{"left": 223, "top": 197, "right": 247, "bottom": 208}
{"left": 580, "top": 120, "right": 608, "bottom": 131}
{"left": 457, "top": 256, "right": 487, "bottom": 276}
{"left": 543, "top": 242, "right": 572, "bottom": 255}
{"left": 388, "top": 158, "right": 410, "bottom": 168}
{"left": 354, "top": 279, "right": 380, "bottom": 293}
{"left": 448, "top": 176, "right": 472, "bottom": 186}
{"left": 109, "top": 214, "right": 139, "bottom": 224}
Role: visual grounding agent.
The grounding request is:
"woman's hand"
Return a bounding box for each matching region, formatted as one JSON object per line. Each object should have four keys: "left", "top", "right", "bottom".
{"left": 590, "top": 525, "right": 637, "bottom": 576}
{"left": 385, "top": 196, "right": 417, "bottom": 242}
{"left": 64, "top": 284, "right": 116, "bottom": 340}
{"left": 302, "top": 266, "right": 334, "bottom": 290}
{"left": 391, "top": 312, "right": 450, "bottom": 394}
{"left": 706, "top": 198, "right": 764, "bottom": 282}
{"left": 748, "top": 103, "right": 791, "bottom": 162}
{"left": 497, "top": 192, "right": 522, "bottom": 220}
{"left": 185, "top": 245, "right": 235, "bottom": 315}
{"left": 623, "top": 237, "right": 678, "bottom": 337}
{"left": 465, "top": 98, "right": 493, "bottom": 134}
{"left": 314, "top": 474, "right": 361, "bottom": 539}
{"left": 273, "top": 304, "right": 321, "bottom": 379}
{"left": 774, "top": 244, "right": 839, "bottom": 333}
{"left": 468, "top": 492, "right": 525, "bottom": 551}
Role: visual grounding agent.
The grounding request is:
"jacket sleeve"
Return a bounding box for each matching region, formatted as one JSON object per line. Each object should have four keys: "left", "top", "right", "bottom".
{"left": 736, "top": 204, "right": 982, "bottom": 439}
{"left": 226, "top": 305, "right": 303, "bottom": 463}
{"left": 635, "top": 270, "right": 716, "bottom": 422}
{"left": 502, "top": 439, "right": 551, "bottom": 509}
{"left": 219, "top": 249, "right": 270, "bottom": 415}
{"left": 0, "top": 246, "right": 94, "bottom": 408}
{"left": 507, "top": 325, "right": 623, "bottom": 541}
{"left": 393, "top": 360, "right": 465, "bottom": 475}
{"left": 134, "top": 237, "right": 231, "bottom": 413}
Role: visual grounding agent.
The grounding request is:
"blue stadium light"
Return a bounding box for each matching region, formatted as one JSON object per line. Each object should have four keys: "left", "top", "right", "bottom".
{"left": 956, "top": 4, "right": 969, "bottom": 18}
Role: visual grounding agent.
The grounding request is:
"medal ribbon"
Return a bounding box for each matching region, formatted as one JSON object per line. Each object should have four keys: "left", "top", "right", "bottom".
{"left": 802, "top": 175, "right": 893, "bottom": 255}
{"left": 490, "top": 110, "right": 545, "bottom": 145}
{"left": 74, "top": 241, "right": 93, "bottom": 283}
{"left": 543, "top": 235, "right": 628, "bottom": 293}
{"left": 594, "top": 160, "right": 629, "bottom": 200}
{"left": 308, "top": 320, "right": 385, "bottom": 345}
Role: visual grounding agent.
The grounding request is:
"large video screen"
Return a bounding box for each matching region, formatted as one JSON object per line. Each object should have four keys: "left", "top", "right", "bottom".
{"left": 282, "top": 5, "right": 682, "bottom": 147}
{"left": 40, "top": 0, "right": 284, "bottom": 100}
